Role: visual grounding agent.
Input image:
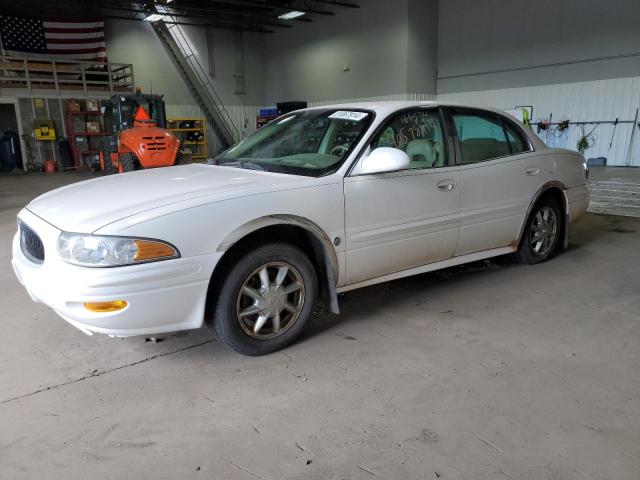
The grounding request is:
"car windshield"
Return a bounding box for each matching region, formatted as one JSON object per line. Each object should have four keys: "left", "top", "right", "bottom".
{"left": 214, "top": 109, "right": 373, "bottom": 176}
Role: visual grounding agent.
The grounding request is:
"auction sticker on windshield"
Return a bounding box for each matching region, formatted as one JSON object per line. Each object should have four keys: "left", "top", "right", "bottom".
{"left": 329, "top": 111, "right": 369, "bottom": 121}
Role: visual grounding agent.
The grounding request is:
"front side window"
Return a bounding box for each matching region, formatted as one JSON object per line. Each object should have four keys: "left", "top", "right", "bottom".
{"left": 215, "top": 109, "right": 373, "bottom": 176}
{"left": 372, "top": 109, "right": 447, "bottom": 169}
{"left": 452, "top": 110, "right": 530, "bottom": 164}
{"left": 120, "top": 99, "right": 160, "bottom": 127}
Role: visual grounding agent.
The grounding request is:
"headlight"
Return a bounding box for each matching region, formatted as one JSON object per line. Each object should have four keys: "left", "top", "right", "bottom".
{"left": 57, "top": 233, "right": 179, "bottom": 267}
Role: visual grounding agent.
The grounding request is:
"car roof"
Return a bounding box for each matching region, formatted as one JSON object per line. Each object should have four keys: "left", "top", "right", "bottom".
{"left": 305, "top": 100, "right": 506, "bottom": 117}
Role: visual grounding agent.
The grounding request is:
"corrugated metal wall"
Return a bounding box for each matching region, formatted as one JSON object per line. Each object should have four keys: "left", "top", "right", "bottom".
{"left": 438, "top": 76, "right": 640, "bottom": 166}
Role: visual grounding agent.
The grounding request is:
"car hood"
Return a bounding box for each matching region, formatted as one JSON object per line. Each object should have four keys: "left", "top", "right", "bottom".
{"left": 26, "top": 164, "right": 307, "bottom": 233}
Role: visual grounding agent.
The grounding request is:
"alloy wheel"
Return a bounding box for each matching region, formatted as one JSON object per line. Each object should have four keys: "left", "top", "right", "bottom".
{"left": 530, "top": 206, "right": 558, "bottom": 256}
{"left": 236, "top": 262, "right": 305, "bottom": 339}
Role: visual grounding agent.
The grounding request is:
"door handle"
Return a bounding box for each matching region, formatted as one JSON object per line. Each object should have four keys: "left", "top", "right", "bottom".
{"left": 437, "top": 179, "right": 457, "bottom": 192}
{"left": 525, "top": 167, "right": 540, "bottom": 176}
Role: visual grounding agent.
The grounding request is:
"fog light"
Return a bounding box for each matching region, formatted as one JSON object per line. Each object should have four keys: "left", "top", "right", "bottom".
{"left": 84, "top": 300, "right": 128, "bottom": 312}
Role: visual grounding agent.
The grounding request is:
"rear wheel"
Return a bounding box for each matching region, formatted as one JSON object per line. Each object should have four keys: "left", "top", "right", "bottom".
{"left": 209, "top": 243, "right": 317, "bottom": 355}
{"left": 119, "top": 153, "right": 135, "bottom": 173}
{"left": 517, "top": 197, "right": 562, "bottom": 264}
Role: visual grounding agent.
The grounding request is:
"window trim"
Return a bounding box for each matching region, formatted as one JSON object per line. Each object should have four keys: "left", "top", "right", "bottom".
{"left": 445, "top": 107, "right": 534, "bottom": 166}
{"left": 347, "top": 106, "right": 454, "bottom": 177}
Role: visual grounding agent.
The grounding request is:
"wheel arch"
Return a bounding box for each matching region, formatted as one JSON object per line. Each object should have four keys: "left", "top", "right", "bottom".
{"left": 516, "top": 181, "right": 570, "bottom": 248}
{"left": 207, "top": 215, "right": 340, "bottom": 320}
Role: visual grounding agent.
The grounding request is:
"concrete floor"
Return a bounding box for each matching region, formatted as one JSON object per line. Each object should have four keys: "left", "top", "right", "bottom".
{"left": 1, "top": 172, "right": 639, "bottom": 479}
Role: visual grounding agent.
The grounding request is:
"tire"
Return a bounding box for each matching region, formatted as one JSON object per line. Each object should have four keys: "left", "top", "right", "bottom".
{"left": 174, "top": 151, "right": 188, "bottom": 165}
{"left": 119, "top": 153, "right": 135, "bottom": 173}
{"left": 517, "top": 196, "right": 562, "bottom": 265}
{"left": 100, "top": 150, "right": 115, "bottom": 175}
{"left": 209, "top": 243, "right": 318, "bottom": 356}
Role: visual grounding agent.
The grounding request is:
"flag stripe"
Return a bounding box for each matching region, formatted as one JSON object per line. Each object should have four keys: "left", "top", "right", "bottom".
{"left": 43, "top": 26, "right": 105, "bottom": 34}
{"left": 46, "top": 43, "right": 106, "bottom": 51}
{"left": 42, "top": 21, "right": 104, "bottom": 29}
{"left": 45, "top": 36, "right": 105, "bottom": 45}
{"left": 44, "top": 52, "right": 108, "bottom": 60}
{"left": 44, "top": 31, "right": 105, "bottom": 39}
{"left": 46, "top": 46, "right": 106, "bottom": 54}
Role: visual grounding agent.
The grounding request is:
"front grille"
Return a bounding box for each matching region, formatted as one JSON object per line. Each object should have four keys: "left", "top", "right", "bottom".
{"left": 19, "top": 222, "right": 45, "bottom": 264}
{"left": 142, "top": 135, "right": 167, "bottom": 151}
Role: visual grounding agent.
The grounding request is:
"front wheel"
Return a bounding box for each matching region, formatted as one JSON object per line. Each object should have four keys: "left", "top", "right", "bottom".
{"left": 209, "top": 243, "right": 317, "bottom": 355}
{"left": 100, "top": 150, "right": 115, "bottom": 175}
{"left": 517, "top": 197, "right": 562, "bottom": 265}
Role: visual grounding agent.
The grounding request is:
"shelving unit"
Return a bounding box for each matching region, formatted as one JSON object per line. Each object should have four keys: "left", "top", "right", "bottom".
{"left": 65, "top": 110, "right": 108, "bottom": 170}
{"left": 167, "top": 117, "right": 208, "bottom": 161}
{"left": 256, "top": 114, "right": 278, "bottom": 130}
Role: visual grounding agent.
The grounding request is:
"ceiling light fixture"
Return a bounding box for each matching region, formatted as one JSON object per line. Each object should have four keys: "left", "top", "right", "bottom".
{"left": 143, "top": 13, "right": 166, "bottom": 22}
{"left": 278, "top": 10, "right": 306, "bottom": 20}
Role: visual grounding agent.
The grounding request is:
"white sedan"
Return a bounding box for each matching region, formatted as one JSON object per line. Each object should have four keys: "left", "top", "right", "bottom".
{"left": 12, "top": 102, "right": 590, "bottom": 355}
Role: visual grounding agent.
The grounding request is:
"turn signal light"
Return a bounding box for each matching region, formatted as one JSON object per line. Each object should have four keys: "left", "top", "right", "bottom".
{"left": 134, "top": 240, "right": 177, "bottom": 261}
{"left": 84, "top": 300, "right": 128, "bottom": 313}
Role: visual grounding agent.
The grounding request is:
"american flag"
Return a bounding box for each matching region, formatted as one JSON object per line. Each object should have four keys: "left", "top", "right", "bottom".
{"left": 0, "top": 15, "right": 106, "bottom": 62}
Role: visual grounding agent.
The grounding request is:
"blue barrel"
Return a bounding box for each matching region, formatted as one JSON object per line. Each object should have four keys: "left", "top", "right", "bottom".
{"left": 0, "top": 135, "right": 16, "bottom": 172}
{"left": 3, "top": 131, "right": 22, "bottom": 170}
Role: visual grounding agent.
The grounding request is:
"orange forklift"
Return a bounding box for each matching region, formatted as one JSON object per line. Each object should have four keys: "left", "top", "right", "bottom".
{"left": 99, "top": 93, "right": 185, "bottom": 174}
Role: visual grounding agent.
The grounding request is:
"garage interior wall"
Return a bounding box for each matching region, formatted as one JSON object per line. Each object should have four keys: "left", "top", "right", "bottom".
{"left": 437, "top": 0, "right": 640, "bottom": 165}
{"left": 263, "top": 0, "right": 438, "bottom": 105}
{"left": 3, "top": 0, "right": 639, "bottom": 163}
{"left": 105, "top": 19, "right": 266, "bottom": 147}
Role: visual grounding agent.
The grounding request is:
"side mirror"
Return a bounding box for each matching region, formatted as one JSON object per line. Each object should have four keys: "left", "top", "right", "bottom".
{"left": 359, "top": 147, "right": 410, "bottom": 175}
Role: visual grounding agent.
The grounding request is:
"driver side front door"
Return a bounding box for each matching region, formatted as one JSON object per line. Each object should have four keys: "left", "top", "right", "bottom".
{"left": 343, "top": 108, "right": 461, "bottom": 285}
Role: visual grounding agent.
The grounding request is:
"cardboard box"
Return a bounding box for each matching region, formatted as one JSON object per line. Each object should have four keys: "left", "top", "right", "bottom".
{"left": 75, "top": 137, "right": 89, "bottom": 151}
{"left": 86, "top": 99, "right": 100, "bottom": 112}
{"left": 85, "top": 121, "right": 101, "bottom": 133}
{"left": 72, "top": 118, "right": 85, "bottom": 133}
{"left": 66, "top": 99, "right": 81, "bottom": 112}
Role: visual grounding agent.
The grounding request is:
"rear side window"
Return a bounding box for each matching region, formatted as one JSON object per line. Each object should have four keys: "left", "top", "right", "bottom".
{"left": 503, "top": 121, "right": 528, "bottom": 155}
{"left": 452, "top": 110, "right": 529, "bottom": 164}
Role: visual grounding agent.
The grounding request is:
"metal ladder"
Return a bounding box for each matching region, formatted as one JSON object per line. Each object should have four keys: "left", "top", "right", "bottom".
{"left": 150, "top": 12, "right": 239, "bottom": 150}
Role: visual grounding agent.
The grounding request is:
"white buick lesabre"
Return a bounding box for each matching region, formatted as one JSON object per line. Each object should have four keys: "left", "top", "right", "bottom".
{"left": 13, "top": 102, "right": 589, "bottom": 355}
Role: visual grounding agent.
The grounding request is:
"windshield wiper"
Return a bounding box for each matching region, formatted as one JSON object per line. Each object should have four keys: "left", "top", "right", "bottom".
{"left": 219, "top": 160, "right": 266, "bottom": 171}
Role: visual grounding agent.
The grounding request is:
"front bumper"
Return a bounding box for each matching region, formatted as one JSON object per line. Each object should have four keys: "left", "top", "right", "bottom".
{"left": 12, "top": 209, "right": 221, "bottom": 337}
